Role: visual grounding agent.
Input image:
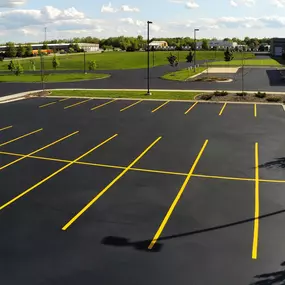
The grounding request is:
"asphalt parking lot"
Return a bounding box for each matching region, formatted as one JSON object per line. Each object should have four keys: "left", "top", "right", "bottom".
{"left": 1, "top": 96, "right": 285, "bottom": 285}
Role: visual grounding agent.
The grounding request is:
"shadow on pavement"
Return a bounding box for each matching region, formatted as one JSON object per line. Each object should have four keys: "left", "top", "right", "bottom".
{"left": 250, "top": 261, "right": 285, "bottom": 284}
{"left": 266, "top": 69, "right": 285, "bottom": 86}
{"left": 101, "top": 208, "right": 285, "bottom": 252}
{"left": 259, "top": 158, "right": 285, "bottom": 169}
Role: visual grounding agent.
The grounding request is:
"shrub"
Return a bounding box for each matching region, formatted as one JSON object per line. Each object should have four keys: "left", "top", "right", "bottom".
{"left": 88, "top": 60, "right": 97, "bottom": 71}
{"left": 200, "top": 94, "right": 213, "bottom": 100}
{"left": 214, "top": 90, "right": 228, "bottom": 96}
{"left": 267, "top": 97, "right": 281, "bottom": 102}
{"left": 14, "top": 62, "right": 24, "bottom": 76}
{"left": 236, "top": 92, "right": 247, "bottom": 96}
{"left": 255, "top": 91, "right": 266, "bottom": 98}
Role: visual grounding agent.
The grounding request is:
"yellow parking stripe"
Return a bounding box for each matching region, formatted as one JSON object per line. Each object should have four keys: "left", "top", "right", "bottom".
{"left": 184, "top": 102, "right": 198, "bottom": 115}
{"left": 58, "top": 98, "right": 70, "bottom": 102}
{"left": 91, "top": 99, "right": 118, "bottom": 111}
{"left": 219, "top": 103, "right": 227, "bottom": 116}
{"left": 252, "top": 142, "right": 259, "bottom": 259}
{"left": 64, "top": 99, "right": 93, "bottom": 109}
{"left": 148, "top": 140, "right": 208, "bottom": 250}
{"left": 0, "top": 131, "right": 78, "bottom": 171}
{"left": 120, "top": 100, "right": 143, "bottom": 112}
{"left": 39, "top": 101, "right": 57, "bottom": 108}
{"left": 0, "top": 129, "right": 42, "bottom": 148}
{"left": 0, "top": 126, "right": 13, "bottom": 132}
{"left": 254, "top": 104, "right": 257, "bottom": 117}
{"left": 151, "top": 101, "right": 170, "bottom": 113}
{"left": 0, "top": 134, "right": 118, "bottom": 211}
{"left": 62, "top": 136, "right": 162, "bottom": 230}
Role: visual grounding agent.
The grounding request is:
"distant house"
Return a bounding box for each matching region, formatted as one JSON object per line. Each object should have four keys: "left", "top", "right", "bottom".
{"left": 196, "top": 40, "right": 237, "bottom": 50}
{"left": 149, "top": 41, "right": 168, "bottom": 49}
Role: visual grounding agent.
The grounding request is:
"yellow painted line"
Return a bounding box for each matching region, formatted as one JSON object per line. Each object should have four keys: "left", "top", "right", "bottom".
{"left": 64, "top": 99, "right": 93, "bottom": 109}
{"left": 254, "top": 104, "right": 257, "bottom": 117}
{"left": 131, "top": 167, "right": 187, "bottom": 176}
{"left": 252, "top": 142, "right": 259, "bottom": 259}
{"left": 148, "top": 140, "right": 208, "bottom": 250}
{"left": 91, "top": 99, "right": 117, "bottom": 111}
{"left": 58, "top": 98, "right": 70, "bottom": 102}
{"left": 39, "top": 101, "right": 57, "bottom": 108}
{"left": 192, "top": 173, "right": 254, "bottom": 182}
{"left": 260, "top": 178, "right": 285, "bottom": 183}
{"left": 219, "top": 103, "right": 227, "bottom": 116}
{"left": 0, "top": 134, "right": 118, "bottom": 211}
{"left": 0, "top": 125, "right": 13, "bottom": 132}
{"left": 0, "top": 129, "right": 42, "bottom": 148}
{"left": 151, "top": 101, "right": 170, "bottom": 113}
{"left": 62, "top": 136, "right": 162, "bottom": 231}
{"left": 120, "top": 100, "right": 143, "bottom": 112}
{"left": 185, "top": 102, "right": 198, "bottom": 115}
{"left": 0, "top": 131, "right": 78, "bottom": 171}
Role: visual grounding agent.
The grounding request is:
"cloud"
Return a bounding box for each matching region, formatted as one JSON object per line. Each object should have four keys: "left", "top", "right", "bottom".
{"left": 185, "top": 1, "right": 199, "bottom": 8}
{"left": 168, "top": 0, "right": 184, "bottom": 2}
{"left": 271, "top": 0, "right": 285, "bottom": 7}
{"left": 121, "top": 5, "right": 139, "bottom": 12}
{"left": 0, "top": 0, "right": 25, "bottom": 7}
{"left": 230, "top": 0, "right": 238, "bottom": 6}
{"left": 101, "top": 2, "right": 117, "bottom": 13}
{"left": 230, "top": 0, "right": 255, "bottom": 6}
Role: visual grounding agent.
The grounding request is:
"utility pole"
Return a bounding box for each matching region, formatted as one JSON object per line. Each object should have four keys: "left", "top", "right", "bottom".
{"left": 194, "top": 28, "right": 199, "bottom": 72}
{"left": 146, "top": 21, "right": 153, "bottom": 95}
{"left": 84, "top": 48, "right": 87, "bottom": 74}
{"left": 242, "top": 51, "right": 244, "bottom": 93}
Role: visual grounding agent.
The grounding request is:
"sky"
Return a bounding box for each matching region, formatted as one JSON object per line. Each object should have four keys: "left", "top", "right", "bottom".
{"left": 0, "top": 0, "right": 285, "bottom": 43}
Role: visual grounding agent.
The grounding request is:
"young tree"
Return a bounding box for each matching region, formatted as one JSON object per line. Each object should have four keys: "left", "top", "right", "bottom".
{"left": 14, "top": 62, "right": 24, "bottom": 76}
{"left": 17, "top": 44, "right": 26, "bottom": 58}
{"left": 224, "top": 47, "right": 234, "bottom": 62}
{"left": 5, "top": 42, "right": 17, "bottom": 58}
{"left": 88, "top": 60, "right": 97, "bottom": 71}
{"left": 202, "top": 39, "right": 209, "bottom": 50}
{"left": 30, "top": 59, "right": 36, "bottom": 71}
{"left": 52, "top": 55, "right": 60, "bottom": 70}
{"left": 167, "top": 53, "right": 178, "bottom": 68}
{"left": 186, "top": 51, "right": 194, "bottom": 63}
{"left": 25, "top": 44, "right": 33, "bottom": 57}
{"left": 8, "top": 60, "right": 16, "bottom": 72}
{"left": 42, "top": 42, "right": 48, "bottom": 50}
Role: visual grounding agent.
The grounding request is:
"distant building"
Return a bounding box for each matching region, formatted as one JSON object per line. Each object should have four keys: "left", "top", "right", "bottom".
{"left": 270, "top": 38, "right": 285, "bottom": 56}
{"left": 0, "top": 43, "right": 100, "bottom": 53}
{"left": 149, "top": 41, "right": 168, "bottom": 49}
{"left": 196, "top": 40, "right": 237, "bottom": 50}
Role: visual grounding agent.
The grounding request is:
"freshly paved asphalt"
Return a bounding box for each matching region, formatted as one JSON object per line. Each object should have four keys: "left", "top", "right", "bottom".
{"left": 0, "top": 97, "right": 285, "bottom": 284}
{"left": 1, "top": 57, "right": 285, "bottom": 96}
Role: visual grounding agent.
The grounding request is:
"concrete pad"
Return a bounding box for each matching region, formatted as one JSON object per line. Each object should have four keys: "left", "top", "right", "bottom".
{"left": 207, "top": 67, "right": 240, "bottom": 74}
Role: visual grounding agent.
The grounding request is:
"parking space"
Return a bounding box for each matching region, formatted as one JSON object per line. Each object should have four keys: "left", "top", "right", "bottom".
{"left": 1, "top": 96, "right": 285, "bottom": 285}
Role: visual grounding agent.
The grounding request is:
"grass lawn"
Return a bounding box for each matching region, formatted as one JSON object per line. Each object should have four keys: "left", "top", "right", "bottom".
{"left": 0, "top": 51, "right": 255, "bottom": 71}
{"left": 209, "top": 58, "right": 283, "bottom": 66}
{"left": 162, "top": 67, "right": 206, "bottom": 81}
{"left": 0, "top": 73, "right": 110, "bottom": 82}
{"left": 49, "top": 90, "right": 201, "bottom": 100}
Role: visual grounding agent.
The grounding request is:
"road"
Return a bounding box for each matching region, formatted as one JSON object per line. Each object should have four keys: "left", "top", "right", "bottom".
{"left": 0, "top": 59, "right": 284, "bottom": 96}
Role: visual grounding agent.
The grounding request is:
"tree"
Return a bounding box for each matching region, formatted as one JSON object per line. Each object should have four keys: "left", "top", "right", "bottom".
{"left": 88, "top": 60, "right": 97, "bottom": 71}
{"left": 202, "top": 39, "right": 209, "bottom": 50}
{"left": 30, "top": 60, "right": 36, "bottom": 71}
{"left": 186, "top": 51, "right": 193, "bottom": 63}
{"left": 52, "top": 55, "right": 60, "bottom": 70}
{"left": 25, "top": 44, "right": 33, "bottom": 57}
{"left": 8, "top": 60, "right": 16, "bottom": 72}
{"left": 167, "top": 53, "right": 178, "bottom": 67}
{"left": 42, "top": 42, "right": 48, "bottom": 50}
{"left": 14, "top": 62, "right": 24, "bottom": 76}
{"left": 17, "top": 44, "right": 26, "bottom": 58}
{"left": 224, "top": 47, "right": 234, "bottom": 62}
{"left": 5, "top": 42, "right": 17, "bottom": 58}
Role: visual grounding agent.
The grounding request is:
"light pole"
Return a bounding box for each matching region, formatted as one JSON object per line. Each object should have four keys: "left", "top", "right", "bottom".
{"left": 147, "top": 20, "right": 152, "bottom": 95}
{"left": 83, "top": 47, "right": 87, "bottom": 74}
{"left": 194, "top": 28, "right": 199, "bottom": 72}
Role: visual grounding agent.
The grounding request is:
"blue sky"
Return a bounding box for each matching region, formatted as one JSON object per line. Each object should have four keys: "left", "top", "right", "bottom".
{"left": 0, "top": 0, "right": 285, "bottom": 42}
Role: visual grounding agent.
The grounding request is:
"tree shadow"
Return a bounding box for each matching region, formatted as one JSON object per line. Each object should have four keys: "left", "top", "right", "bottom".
{"left": 266, "top": 70, "right": 285, "bottom": 86}
{"left": 250, "top": 261, "right": 285, "bottom": 284}
{"left": 259, "top": 158, "right": 285, "bottom": 169}
{"left": 101, "top": 208, "right": 285, "bottom": 252}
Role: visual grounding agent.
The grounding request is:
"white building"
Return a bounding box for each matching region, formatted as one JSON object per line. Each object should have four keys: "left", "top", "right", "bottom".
{"left": 196, "top": 40, "right": 238, "bottom": 49}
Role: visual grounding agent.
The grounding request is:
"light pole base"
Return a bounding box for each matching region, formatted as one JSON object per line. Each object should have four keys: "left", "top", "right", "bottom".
{"left": 146, "top": 91, "right": 152, "bottom": 96}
